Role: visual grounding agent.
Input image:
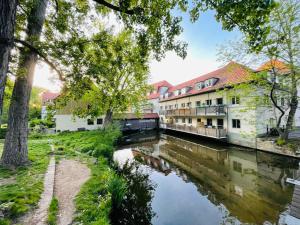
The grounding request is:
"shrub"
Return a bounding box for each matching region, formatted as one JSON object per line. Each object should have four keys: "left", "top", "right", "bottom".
{"left": 92, "top": 143, "right": 114, "bottom": 160}
{"left": 29, "top": 119, "right": 55, "bottom": 128}
{"left": 107, "top": 175, "right": 127, "bottom": 208}
{"left": 276, "top": 138, "right": 286, "bottom": 146}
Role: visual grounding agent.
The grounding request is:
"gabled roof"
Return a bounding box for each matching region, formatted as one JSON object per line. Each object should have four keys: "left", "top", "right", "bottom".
{"left": 160, "top": 62, "right": 253, "bottom": 102}
{"left": 147, "top": 80, "right": 173, "bottom": 100}
{"left": 256, "top": 60, "right": 290, "bottom": 74}
{"left": 41, "top": 91, "right": 60, "bottom": 104}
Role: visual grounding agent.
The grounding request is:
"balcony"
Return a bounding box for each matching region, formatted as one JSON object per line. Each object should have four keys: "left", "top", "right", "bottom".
{"left": 160, "top": 105, "right": 226, "bottom": 117}
{"left": 161, "top": 123, "right": 227, "bottom": 139}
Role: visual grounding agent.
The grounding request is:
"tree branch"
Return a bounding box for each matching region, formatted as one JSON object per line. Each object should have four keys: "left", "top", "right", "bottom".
{"left": 14, "top": 38, "right": 65, "bottom": 81}
{"left": 92, "top": 0, "right": 141, "bottom": 15}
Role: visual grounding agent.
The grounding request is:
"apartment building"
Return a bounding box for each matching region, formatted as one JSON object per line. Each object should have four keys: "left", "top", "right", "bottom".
{"left": 158, "top": 61, "right": 299, "bottom": 148}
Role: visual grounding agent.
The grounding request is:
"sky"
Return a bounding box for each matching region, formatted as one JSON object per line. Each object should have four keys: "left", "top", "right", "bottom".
{"left": 33, "top": 9, "right": 241, "bottom": 92}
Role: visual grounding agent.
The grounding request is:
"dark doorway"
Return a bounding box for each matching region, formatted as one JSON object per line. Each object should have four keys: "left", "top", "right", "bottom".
{"left": 217, "top": 119, "right": 224, "bottom": 129}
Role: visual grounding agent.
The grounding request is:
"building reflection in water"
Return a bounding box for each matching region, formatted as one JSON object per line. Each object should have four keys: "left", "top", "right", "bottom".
{"left": 115, "top": 132, "right": 300, "bottom": 225}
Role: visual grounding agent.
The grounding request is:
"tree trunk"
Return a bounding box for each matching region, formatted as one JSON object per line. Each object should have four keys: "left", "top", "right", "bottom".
{"left": 0, "top": 0, "right": 17, "bottom": 116}
{"left": 1, "top": 0, "right": 48, "bottom": 168}
{"left": 281, "top": 84, "right": 298, "bottom": 140}
{"left": 104, "top": 108, "right": 113, "bottom": 128}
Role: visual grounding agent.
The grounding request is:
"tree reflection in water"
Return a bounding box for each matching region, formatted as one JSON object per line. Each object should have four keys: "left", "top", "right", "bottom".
{"left": 110, "top": 160, "right": 156, "bottom": 225}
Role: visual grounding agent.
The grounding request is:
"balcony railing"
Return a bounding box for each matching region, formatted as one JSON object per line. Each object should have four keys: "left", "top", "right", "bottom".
{"left": 159, "top": 105, "right": 226, "bottom": 117}
{"left": 161, "top": 123, "right": 227, "bottom": 139}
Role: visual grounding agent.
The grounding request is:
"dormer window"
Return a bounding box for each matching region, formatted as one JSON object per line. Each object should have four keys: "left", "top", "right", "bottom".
{"left": 195, "top": 82, "right": 204, "bottom": 90}
{"left": 181, "top": 88, "right": 186, "bottom": 94}
{"left": 204, "top": 78, "right": 218, "bottom": 88}
{"left": 178, "top": 89, "right": 182, "bottom": 95}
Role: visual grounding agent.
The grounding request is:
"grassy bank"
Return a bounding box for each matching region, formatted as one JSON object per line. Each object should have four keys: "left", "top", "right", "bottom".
{"left": 52, "top": 127, "right": 124, "bottom": 225}
{"left": 0, "top": 139, "right": 51, "bottom": 225}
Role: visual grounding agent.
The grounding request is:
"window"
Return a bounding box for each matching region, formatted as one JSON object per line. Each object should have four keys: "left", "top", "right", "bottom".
{"left": 232, "top": 119, "right": 241, "bottom": 128}
{"left": 187, "top": 102, "right": 192, "bottom": 108}
{"left": 175, "top": 118, "right": 179, "bottom": 123}
{"left": 206, "top": 99, "right": 212, "bottom": 106}
{"left": 207, "top": 118, "right": 213, "bottom": 126}
{"left": 197, "top": 118, "right": 201, "bottom": 123}
{"left": 217, "top": 98, "right": 223, "bottom": 105}
{"left": 195, "top": 82, "right": 204, "bottom": 90}
{"left": 175, "top": 104, "right": 178, "bottom": 109}
{"left": 97, "top": 118, "right": 103, "bottom": 125}
{"left": 87, "top": 119, "right": 94, "bottom": 125}
{"left": 181, "top": 103, "right": 185, "bottom": 108}
{"left": 196, "top": 101, "right": 201, "bottom": 107}
{"left": 165, "top": 105, "right": 168, "bottom": 109}
{"left": 181, "top": 88, "right": 186, "bottom": 94}
{"left": 182, "top": 118, "right": 186, "bottom": 123}
{"left": 188, "top": 118, "right": 192, "bottom": 124}
{"left": 169, "top": 105, "right": 173, "bottom": 109}
{"left": 217, "top": 119, "right": 224, "bottom": 128}
{"left": 160, "top": 106, "right": 163, "bottom": 110}
{"left": 178, "top": 89, "right": 182, "bottom": 95}
{"left": 232, "top": 96, "right": 240, "bottom": 105}
{"left": 204, "top": 79, "right": 215, "bottom": 87}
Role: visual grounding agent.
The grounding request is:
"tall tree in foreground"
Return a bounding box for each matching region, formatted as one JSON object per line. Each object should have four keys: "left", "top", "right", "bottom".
{"left": 0, "top": 0, "right": 17, "bottom": 117}
{"left": 1, "top": 0, "right": 49, "bottom": 167}
{"left": 58, "top": 31, "right": 150, "bottom": 127}
{"left": 219, "top": 0, "right": 300, "bottom": 140}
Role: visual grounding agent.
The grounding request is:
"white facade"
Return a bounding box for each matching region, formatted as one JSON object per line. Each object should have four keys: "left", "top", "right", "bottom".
{"left": 55, "top": 114, "right": 105, "bottom": 132}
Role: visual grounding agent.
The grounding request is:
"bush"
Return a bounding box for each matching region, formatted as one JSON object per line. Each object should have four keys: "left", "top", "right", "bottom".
{"left": 276, "top": 138, "right": 286, "bottom": 146}
{"left": 29, "top": 119, "right": 55, "bottom": 128}
{"left": 92, "top": 143, "right": 114, "bottom": 160}
{"left": 107, "top": 175, "right": 127, "bottom": 208}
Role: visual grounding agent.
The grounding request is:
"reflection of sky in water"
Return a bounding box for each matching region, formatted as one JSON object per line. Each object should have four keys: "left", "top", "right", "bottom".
{"left": 113, "top": 148, "right": 134, "bottom": 167}
{"left": 150, "top": 170, "right": 240, "bottom": 225}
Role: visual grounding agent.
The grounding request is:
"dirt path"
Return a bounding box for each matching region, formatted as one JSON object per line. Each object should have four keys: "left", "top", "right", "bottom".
{"left": 54, "top": 159, "right": 90, "bottom": 225}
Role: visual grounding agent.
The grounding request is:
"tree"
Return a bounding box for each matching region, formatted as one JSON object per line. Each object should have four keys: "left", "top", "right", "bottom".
{"left": 218, "top": 0, "right": 300, "bottom": 140}
{"left": 0, "top": 0, "right": 276, "bottom": 167}
{"left": 0, "top": 0, "right": 17, "bottom": 117}
{"left": 1, "top": 0, "right": 49, "bottom": 167}
{"left": 58, "top": 31, "right": 150, "bottom": 127}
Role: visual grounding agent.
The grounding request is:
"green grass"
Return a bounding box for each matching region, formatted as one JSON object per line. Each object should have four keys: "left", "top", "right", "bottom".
{"left": 47, "top": 197, "right": 59, "bottom": 225}
{"left": 52, "top": 127, "right": 124, "bottom": 225}
{"left": 0, "top": 138, "right": 51, "bottom": 224}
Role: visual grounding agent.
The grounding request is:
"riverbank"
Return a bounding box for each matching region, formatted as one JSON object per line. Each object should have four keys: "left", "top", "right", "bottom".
{"left": 0, "top": 139, "right": 51, "bottom": 225}
{"left": 0, "top": 127, "right": 124, "bottom": 225}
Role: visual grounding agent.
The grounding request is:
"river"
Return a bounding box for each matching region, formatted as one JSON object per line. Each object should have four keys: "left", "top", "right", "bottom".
{"left": 113, "top": 131, "right": 300, "bottom": 225}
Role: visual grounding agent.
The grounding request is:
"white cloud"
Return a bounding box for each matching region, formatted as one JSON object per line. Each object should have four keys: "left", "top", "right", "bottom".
{"left": 149, "top": 50, "right": 221, "bottom": 86}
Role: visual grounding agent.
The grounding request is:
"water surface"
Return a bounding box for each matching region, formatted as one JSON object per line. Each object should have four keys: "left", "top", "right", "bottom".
{"left": 114, "top": 132, "right": 300, "bottom": 225}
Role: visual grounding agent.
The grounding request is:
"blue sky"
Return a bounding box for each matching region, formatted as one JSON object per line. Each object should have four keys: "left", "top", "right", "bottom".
{"left": 149, "top": 9, "right": 241, "bottom": 85}
{"left": 33, "top": 9, "right": 242, "bottom": 91}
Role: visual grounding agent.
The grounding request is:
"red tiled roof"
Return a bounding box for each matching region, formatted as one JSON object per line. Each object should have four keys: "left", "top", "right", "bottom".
{"left": 256, "top": 60, "right": 290, "bottom": 74}
{"left": 160, "top": 62, "right": 253, "bottom": 102}
{"left": 147, "top": 80, "right": 173, "bottom": 100}
{"left": 41, "top": 91, "right": 60, "bottom": 104}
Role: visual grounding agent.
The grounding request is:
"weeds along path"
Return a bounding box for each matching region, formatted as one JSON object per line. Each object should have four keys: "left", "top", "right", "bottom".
{"left": 54, "top": 159, "right": 91, "bottom": 225}
{"left": 19, "top": 144, "right": 56, "bottom": 225}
